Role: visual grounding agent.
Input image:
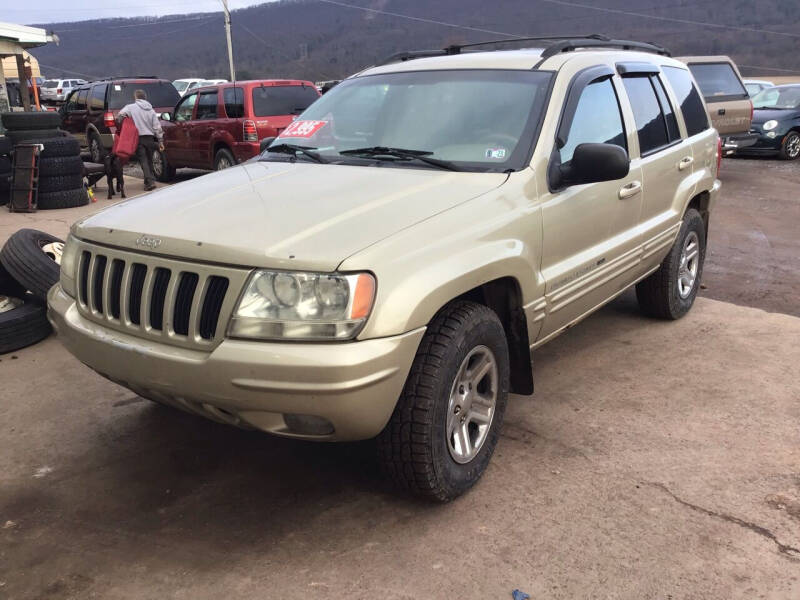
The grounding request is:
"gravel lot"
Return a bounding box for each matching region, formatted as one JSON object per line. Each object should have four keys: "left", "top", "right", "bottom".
{"left": 1, "top": 158, "right": 798, "bottom": 599}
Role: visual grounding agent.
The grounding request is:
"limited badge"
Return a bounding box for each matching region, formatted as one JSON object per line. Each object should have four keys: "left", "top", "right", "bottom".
{"left": 485, "top": 147, "right": 507, "bottom": 159}
{"left": 279, "top": 120, "right": 327, "bottom": 139}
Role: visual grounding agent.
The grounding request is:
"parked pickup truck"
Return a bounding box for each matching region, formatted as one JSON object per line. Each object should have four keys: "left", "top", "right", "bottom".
{"left": 153, "top": 80, "right": 320, "bottom": 180}
{"left": 677, "top": 56, "right": 756, "bottom": 155}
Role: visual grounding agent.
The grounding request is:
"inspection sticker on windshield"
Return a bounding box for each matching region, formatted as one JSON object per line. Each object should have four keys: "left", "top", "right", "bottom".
{"left": 279, "top": 120, "right": 327, "bottom": 138}
{"left": 485, "top": 147, "right": 507, "bottom": 160}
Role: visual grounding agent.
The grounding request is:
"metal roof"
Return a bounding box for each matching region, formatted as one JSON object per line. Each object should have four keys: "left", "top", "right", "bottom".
{"left": 0, "top": 22, "right": 58, "bottom": 49}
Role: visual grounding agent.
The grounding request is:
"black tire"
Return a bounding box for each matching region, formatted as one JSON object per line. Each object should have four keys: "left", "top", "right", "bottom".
{"left": 40, "top": 135, "right": 81, "bottom": 159}
{"left": 0, "top": 229, "right": 64, "bottom": 301}
{"left": 778, "top": 131, "right": 800, "bottom": 160}
{"left": 152, "top": 147, "right": 175, "bottom": 182}
{"left": 39, "top": 155, "right": 83, "bottom": 177}
{"left": 1, "top": 111, "right": 62, "bottom": 131}
{"left": 214, "top": 147, "right": 235, "bottom": 171}
{"left": 88, "top": 131, "right": 105, "bottom": 163}
{"left": 37, "top": 187, "right": 89, "bottom": 210}
{"left": 0, "top": 292, "right": 52, "bottom": 355}
{"left": 378, "top": 301, "right": 510, "bottom": 502}
{"left": 0, "top": 263, "right": 26, "bottom": 298}
{"left": 0, "top": 155, "right": 10, "bottom": 172}
{"left": 636, "top": 208, "right": 706, "bottom": 320}
{"left": 7, "top": 128, "right": 61, "bottom": 145}
{"left": 38, "top": 173, "right": 84, "bottom": 193}
{"left": 0, "top": 136, "right": 12, "bottom": 156}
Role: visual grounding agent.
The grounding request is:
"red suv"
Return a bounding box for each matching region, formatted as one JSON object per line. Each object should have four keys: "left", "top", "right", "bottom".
{"left": 153, "top": 79, "right": 320, "bottom": 181}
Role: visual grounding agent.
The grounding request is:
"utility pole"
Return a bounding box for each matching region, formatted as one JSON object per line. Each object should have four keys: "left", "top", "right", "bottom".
{"left": 221, "top": 0, "right": 236, "bottom": 81}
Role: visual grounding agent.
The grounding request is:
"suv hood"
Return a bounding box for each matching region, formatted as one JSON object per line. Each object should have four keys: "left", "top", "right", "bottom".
{"left": 75, "top": 161, "right": 508, "bottom": 271}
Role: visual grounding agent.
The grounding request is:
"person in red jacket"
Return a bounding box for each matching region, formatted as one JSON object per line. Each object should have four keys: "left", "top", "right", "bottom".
{"left": 117, "top": 89, "right": 165, "bottom": 191}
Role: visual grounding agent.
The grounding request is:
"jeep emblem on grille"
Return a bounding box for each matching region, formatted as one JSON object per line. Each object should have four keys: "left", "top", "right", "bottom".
{"left": 135, "top": 235, "right": 162, "bottom": 249}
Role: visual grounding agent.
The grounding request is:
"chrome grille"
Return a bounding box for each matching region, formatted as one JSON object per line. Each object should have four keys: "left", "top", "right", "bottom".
{"left": 74, "top": 240, "right": 250, "bottom": 351}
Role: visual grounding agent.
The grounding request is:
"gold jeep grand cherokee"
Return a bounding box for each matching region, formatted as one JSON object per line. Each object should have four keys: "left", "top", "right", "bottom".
{"left": 49, "top": 35, "right": 721, "bottom": 501}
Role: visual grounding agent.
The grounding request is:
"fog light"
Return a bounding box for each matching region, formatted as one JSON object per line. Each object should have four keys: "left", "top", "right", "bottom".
{"left": 766, "top": 131, "right": 777, "bottom": 138}
{"left": 283, "top": 414, "right": 335, "bottom": 436}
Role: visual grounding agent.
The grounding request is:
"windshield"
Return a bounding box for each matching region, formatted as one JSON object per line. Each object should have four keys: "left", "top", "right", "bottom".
{"left": 107, "top": 81, "right": 181, "bottom": 109}
{"left": 173, "top": 80, "right": 190, "bottom": 93}
{"left": 752, "top": 86, "right": 800, "bottom": 109}
{"left": 252, "top": 85, "right": 319, "bottom": 116}
{"left": 269, "top": 69, "right": 552, "bottom": 171}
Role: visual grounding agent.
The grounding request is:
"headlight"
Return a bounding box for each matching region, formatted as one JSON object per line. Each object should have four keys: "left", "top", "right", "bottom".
{"left": 228, "top": 270, "right": 376, "bottom": 341}
{"left": 763, "top": 120, "right": 778, "bottom": 131}
{"left": 59, "top": 235, "right": 80, "bottom": 298}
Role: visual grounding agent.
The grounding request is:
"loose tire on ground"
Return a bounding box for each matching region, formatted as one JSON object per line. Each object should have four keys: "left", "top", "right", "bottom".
{"left": 378, "top": 300, "right": 510, "bottom": 502}
{"left": 0, "top": 292, "right": 52, "bottom": 354}
{"left": 1, "top": 111, "right": 62, "bottom": 131}
{"left": 779, "top": 131, "right": 800, "bottom": 160}
{"left": 152, "top": 147, "right": 176, "bottom": 182}
{"left": 0, "top": 136, "right": 12, "bottom": 156}
{"left": 6, "top": 128, "right": 61, "bottom": 145}
{"left": 37, "top": 187, "right": 89, "bottom": 210}
{"left": 39, "top": 155, "right": 83, "bottom": 177}
{"left": 38, "top": 174, "right": 84, "bottom": 193}
{"left": 636, "top": 208, "right": 706, "bottom": 320}
{"left": 0, "top": 263, "right": 26, "bottom": 298}
{"left": 39, "top": 135, "right": 81, "bottom": 159}
{"left": 0, "top": 229, "right": 64, "bottom": 300}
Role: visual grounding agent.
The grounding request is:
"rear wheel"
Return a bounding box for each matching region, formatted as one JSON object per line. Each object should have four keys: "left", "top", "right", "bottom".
{"left": 779, "top": 131, "right": 800, "bottom": 160}
{"left": 89, "top": 132, "right": 105, "bottom": 163}
{"left": 214, "top": 148, "right": 235, "bottom": 171}
{"left": 636, "top": 208, "right": 706, "bottom": 319}
{"left": 378, "top": 301, "right": 510, "bottom": 502}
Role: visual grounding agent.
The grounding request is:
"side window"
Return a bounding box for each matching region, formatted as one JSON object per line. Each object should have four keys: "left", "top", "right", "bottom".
{"left": 662, "top": 66, "right": 709, "bottom": 136}
{"left": 174, "top": 93, "right": 197, "bottom": 122}
{"left": 223, "top": 87, "right": 244, "bottom": 118}
{"left": 652, "top": 75, "right": 680, "bottom": 142}
{"left": 90, "top": 84, "right": 107, "bottom": 111}
{"left": 64, "top": 90, "right": 78, "bottom": 112}
{"left": 75, "top": 88, "right": 89, "bottom": 110}
{"left": 195, "top": 91, "right": 218, "bottom": 120}
{"left": 621, "top": 76, "right": 670, "bottom": 155}
{"left": 560, "top": 77, "right": 626, "bottom": 164}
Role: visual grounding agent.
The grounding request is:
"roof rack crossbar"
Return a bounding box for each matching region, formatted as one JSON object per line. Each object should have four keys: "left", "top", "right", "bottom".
{"left": 377, "top": 34, "right": 670, "bottom": 67}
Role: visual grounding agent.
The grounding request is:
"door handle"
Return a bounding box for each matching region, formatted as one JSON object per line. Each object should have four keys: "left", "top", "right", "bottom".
{"left": 718, "top": 108, "right": 726, "bottom": 115}
{"left": 618, "top": 180, "right": 642, "bottom": 199}
{"left": 678, "top": 156, "right": 694, "bottom": 171}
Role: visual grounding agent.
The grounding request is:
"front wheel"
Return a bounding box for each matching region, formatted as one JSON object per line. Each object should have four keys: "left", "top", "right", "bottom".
{"left": 636, "top": 208, "right": 706, "bottom": 319}
{"left": 378, "top": 301, "right": 510, "bottom": 502}
{"left": 779, "top": 131, "right": 800, "bottom": 160}
{"left": 89, "top": 132, "right": 105, "bottom": 163}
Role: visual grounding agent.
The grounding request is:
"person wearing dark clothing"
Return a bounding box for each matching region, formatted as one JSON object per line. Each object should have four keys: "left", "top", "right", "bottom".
{"left": 117, "top": 89, "right": 164, "bottom": 191}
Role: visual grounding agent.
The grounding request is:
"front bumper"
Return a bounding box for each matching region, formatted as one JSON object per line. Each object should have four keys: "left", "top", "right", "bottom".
{"left": 721, "top": 132, "right": 758, "bottom": 154}
{"left": 48, "top": 284, "right": 424, "bottom": 441}
{"left": 734, "top": 129, "right": 785, "bottom": 155}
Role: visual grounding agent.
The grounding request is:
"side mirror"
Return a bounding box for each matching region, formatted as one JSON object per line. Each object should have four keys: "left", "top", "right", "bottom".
{"left": 554, "top": 143, "right": 630, "bottom": 188}
{"left": 160, "top": 112, "right": 172, "bottom": 121}
{"left": 259, "top": 136, "right": 276, "bottom": 153}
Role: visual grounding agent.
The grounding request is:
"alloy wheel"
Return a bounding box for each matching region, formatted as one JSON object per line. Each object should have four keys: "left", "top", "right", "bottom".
{"left": 677, "top": 231, "right": 700, "bottom": 299}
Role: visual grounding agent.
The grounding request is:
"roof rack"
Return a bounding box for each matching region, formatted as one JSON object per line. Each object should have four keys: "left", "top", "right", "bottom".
{"left": 377, "top": 34, "right": 670, "bottom": 66}
{"left": 89, "top": 76, "right": 160, "bottom": 82}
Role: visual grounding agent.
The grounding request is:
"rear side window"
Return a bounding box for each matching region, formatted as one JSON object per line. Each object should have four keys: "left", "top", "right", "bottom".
{"left": 195, "top": 91, "right": 219, "bottom": 120}
{"left": 90, "top": 84, "right": 107, "bottom": 110}
{"left": 223, "top": 87, "right": 244, "bottom": 118}
{"left": 560, "top": 78, "right": 626, "bottom": 163}
{"left": 42, "top": 80, "right": 58, "bottom": 88}
{"left": 662, "top": 66, "right": 709, "bottom": 136}
{"left": 106, "top": 82, "right": 181, "bottom": 110}
{"left": 687, "top": 63, "right": 747, "bottom": 98}
{"left": 251, "top": 85, "right": 319, "bottom": 117}
{"left": 622, "top": 76, "right": 673, "bottom": 155}
{"left": 651, "top": 76, "right": 680, "bottom": 142}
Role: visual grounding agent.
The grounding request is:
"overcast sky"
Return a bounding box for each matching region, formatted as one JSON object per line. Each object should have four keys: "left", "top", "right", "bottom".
{"left": 6, "top": 0, "right": 274, "bottom": 25}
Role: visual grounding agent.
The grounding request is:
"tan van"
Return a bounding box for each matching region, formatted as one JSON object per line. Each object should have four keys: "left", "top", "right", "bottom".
{"left": 49, "top": 36, "right": 721, "bottom": 501}
{"left": 677, "top": 55, "right": 757, "bottom": 154}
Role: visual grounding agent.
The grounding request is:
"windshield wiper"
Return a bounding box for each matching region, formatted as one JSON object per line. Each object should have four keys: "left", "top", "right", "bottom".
{"left": 264, "top": 143, "right": 327, "bottom": 163}
{"left": 339, "top": 146, "right": 461, "bottom": 171}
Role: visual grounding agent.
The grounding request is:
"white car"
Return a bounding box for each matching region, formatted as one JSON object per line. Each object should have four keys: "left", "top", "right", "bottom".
{"left": 743, "top": 79, "right": 774, "bottom": 97}
{"left": 172, "top": 78, "right": 227, "bottom": 96}
{"left": 39, "top": 78, "right": 86, "bottom": 103}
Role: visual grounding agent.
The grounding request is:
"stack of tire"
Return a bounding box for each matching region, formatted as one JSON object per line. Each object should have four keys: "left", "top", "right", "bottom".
{"left": 0, "top": 229, "right": 64, "bottom": 354}
{"left": 0, "top": 136, "right": 11, "bottom": 207}
{"left": 1, "top": 112, "right": 88, "bottom": 210}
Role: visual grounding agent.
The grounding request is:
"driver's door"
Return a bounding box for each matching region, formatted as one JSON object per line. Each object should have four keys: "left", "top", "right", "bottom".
{"left": 537, "top": 72, "right": 644, "bottom": 343}
{"left": 164, "top": 92, "right": 197, "bottom": 165}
